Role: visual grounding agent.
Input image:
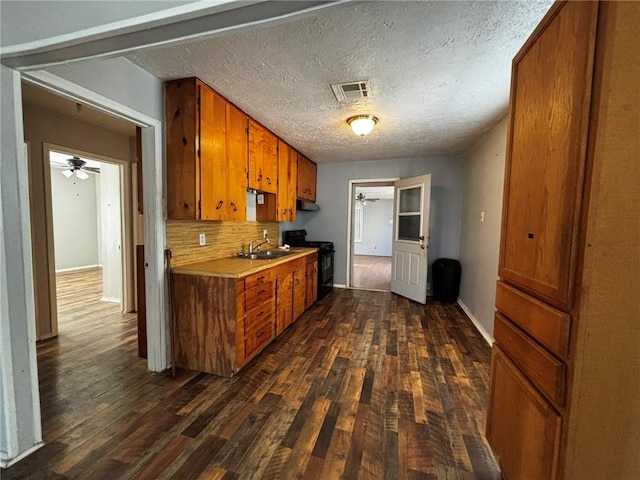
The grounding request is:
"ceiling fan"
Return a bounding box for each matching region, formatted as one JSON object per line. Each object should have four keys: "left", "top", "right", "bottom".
{"left": 51, "top": 156, "right": 100, "bottom": 180}
{"left": 356, "top": 192, "right": 379, "bottom": 204}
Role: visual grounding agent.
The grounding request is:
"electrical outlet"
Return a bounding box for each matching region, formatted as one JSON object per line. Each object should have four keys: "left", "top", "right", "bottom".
{"left": 263, "top": 229, "right": 268, "bottom": 238}
{"left": 480, "top": 211, "right": 485, "bottom": 223}
{"left": 199, "top": 233, "right": 206, "bottom": 246}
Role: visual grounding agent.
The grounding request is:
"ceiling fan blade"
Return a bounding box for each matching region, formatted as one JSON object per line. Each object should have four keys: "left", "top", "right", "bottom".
{"left": 84, "top": 167, "right": 101, "bottom": 174}
{"left": 51, "top": 162, "right": 70, "bottom": 168}
{"left": 75, "top": 170, "right": 89, "bottom": 180}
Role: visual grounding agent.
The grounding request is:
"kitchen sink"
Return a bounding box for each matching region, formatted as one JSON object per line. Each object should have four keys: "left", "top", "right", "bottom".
{"left": 236, "top": 250, "right": 293, "bottom": 260}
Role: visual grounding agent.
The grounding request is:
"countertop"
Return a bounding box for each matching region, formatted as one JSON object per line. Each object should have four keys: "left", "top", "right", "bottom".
{"left": 170, "top": 247, "right": 318, "bottom": 278}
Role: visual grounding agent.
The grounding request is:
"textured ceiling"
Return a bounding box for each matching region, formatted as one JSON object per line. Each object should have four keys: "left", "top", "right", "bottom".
{"left": 127, "top": 0, "right": 553, "bottom": 163}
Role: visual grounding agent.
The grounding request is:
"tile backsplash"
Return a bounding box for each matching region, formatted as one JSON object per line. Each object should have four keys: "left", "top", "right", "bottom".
{"left": 166, "top": 220, "right": 279, "bottom": 266}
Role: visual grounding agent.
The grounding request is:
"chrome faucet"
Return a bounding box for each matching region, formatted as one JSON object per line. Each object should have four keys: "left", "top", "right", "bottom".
{"left": 248, "top": 235, "right": 270, "bottom": 254}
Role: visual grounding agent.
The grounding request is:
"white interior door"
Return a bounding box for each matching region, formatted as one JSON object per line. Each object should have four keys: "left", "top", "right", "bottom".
{"left": 390, "top": 174, "right": 431, "bottom": 304}
{"left": 99, "top": 162, "right": 123, "bottom": 303}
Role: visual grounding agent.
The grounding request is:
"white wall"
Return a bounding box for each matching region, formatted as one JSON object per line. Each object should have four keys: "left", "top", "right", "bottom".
{"left": 50, "top": 168, "right": 100, "bottom": 271}
{"left": 282, "top": 155, "right": 465, "bottom": 286}
{"left": 458, "top": 117, "right": 508, "bottom": 342}
{"left": 354, "top": 199, "right": 393, "bottom": 256}
{"left": 43, "top": 59, "right": 164, "bottom": 121}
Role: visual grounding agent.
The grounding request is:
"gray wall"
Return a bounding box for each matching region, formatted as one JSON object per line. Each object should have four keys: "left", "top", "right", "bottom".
{"left": 354, "top": 199, "right": 393, "bottom": 256}
{"left": 282, "top": 155, "right": 465, "bottom": 286}
{"left": 458, "top": 117, "right": 507, "bottom": 340}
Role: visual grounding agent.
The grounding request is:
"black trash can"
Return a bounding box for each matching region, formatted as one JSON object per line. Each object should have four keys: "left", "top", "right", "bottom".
{"left": 431, "top": 258, "right": 461, "bottom": 303}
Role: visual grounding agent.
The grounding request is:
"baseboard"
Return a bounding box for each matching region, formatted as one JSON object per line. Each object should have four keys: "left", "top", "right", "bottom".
{"left": 1, "top": 442, "right": 44, "bottom": 469}
{"left": 457, "top": 300, "right": 494, "bottom": 346}
{"left": 101, "top": 297, "right": 121, "bottom": 303}
{"left": 333, "top": 283, "right": 347, "bottom": 289}
{"left": 55, "top": 264, "right": 101, "bottom": 274}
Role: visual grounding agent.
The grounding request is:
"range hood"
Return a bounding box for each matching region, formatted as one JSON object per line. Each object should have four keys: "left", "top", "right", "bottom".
{"left": 297, "top": 199, "right": 320, "bottom": 211}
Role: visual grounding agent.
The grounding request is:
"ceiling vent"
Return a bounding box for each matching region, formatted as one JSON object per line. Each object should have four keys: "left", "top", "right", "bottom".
{"left": 330, "top": 80, "right": 371, "bottom": 102}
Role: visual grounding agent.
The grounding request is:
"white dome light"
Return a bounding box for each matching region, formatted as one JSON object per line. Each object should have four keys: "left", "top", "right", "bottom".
{"left": 347, "top": 115, "right": 378, "bottom": 136}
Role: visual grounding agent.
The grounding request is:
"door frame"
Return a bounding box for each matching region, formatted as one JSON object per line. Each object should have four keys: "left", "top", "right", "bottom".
{"left": 43, "top": 143, "right": 134, "bottom": 317}
{"left": 346, "top": 178, "right": 399, "bottom": 288}
{"left": 23, "top": 70, "right": 168, "bottom": 373}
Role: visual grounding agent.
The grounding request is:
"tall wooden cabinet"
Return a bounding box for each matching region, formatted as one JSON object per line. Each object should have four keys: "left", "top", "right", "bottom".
{"left": 165, "top": 78, "right": 247, "bottom": 220}
{"left": 487, "top": 2, "right": 640, "bottom": 480}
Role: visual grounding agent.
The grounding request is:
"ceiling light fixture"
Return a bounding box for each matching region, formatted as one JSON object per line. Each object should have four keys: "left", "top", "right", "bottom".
{"left": 347, "top": 115, "right": 378, "bottom": 136}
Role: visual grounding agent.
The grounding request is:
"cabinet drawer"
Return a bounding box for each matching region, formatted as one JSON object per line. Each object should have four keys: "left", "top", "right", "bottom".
{"left": 496, "top": 281, "right": 570, "bottom": 359}
{"left": 245, "top": 281, "right": 273, "bottom": 312}
{"left": 487, "top": 345, "right": 561, "bottom": 480}
{"left": 494, "top": 313, "right": 566, "bottom": 406}
{"left": 245, "top": 270, "right": 272, "bottom": 290}
{"left": 243, "top": 305, "right": 275, "bottom": 358}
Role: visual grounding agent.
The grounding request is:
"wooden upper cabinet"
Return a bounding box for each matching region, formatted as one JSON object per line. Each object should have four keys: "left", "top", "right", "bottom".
{"left": 499, "top": 1, "right": 598, "bottom": 308}
{"left": 165, "top": 78, "right": 248, "bottom": 221}
{"left": 199, "top": 87, "right": 228, "bottom": 221}
{"left": 297, "top": 153, "right": 317, "bottom": 202}
{"left": 248, "top": 119, "right": 278, "bottom": 194}
{"left": 165, "top": 78, "right": 199, "bottom": 220}
{"left": 225, "top": 103, "right": 248, "bottom": 221}
{"left": 277, "top": 141, "right": 297, "bottom": 222}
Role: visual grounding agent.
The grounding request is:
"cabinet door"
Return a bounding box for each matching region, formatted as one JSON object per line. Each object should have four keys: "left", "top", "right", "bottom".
{"left": 487, "top": 346, "right": 561, "bottom": 480}
{"left": 499, "top": 1, "right": 598, "bottom": 307}
{"left": 200, "top": 89, "right": 229, "bottom": 221}
{"left": 293, "top": 267, "right": 307, "bottom": 321}
{"left": 277, "top": 141, "right": 297, "bottom": 222}
{"left": 276, "top": 272, "right": 293, "bottom": 335}
{"left": 248, "top": 119, "right": 278, "bottom": 194}
{"left": 297, "top": 153, "right": 317, "bottom": 202}
{"left": 305, "top": 260, "right": 318, "bottom": 308}
{"left": 165, "top": 79, "right": 199, "bottom": 220}
{"left": 226, "top": 102, "right": 248, "bottom": 220}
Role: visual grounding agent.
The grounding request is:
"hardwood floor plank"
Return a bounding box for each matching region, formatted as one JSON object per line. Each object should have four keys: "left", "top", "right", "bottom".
{"left": 2, "top": 272, "right": 499, "bottom": 479}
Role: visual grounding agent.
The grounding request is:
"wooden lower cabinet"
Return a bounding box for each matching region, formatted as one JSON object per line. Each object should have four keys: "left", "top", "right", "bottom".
{"left": 487, "top": 346, "right": 562, "bottom": 480}
{"left": 237, "top": 271, "right": 275, "bottom": 368}
{"left": 293, "top": 267, "right": 306, "bottom": 321}
{"left": 171, "top": 274, "right": 239, "bottom": 377}
{"left": 275, "top": 272, "right": 293, "bottom": 336}
{"left": 305, "top": 258, "right": 318, "bottom": 308}
{"left": 172, "top": 251, "right": 318, "bottom": 377}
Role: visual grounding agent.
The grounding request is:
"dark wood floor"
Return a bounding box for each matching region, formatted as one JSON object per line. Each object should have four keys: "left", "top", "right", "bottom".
{"left": 353, "top": 255, "right": 392, "bottom": 291}
{"left": 3, "top": 270, "right": 499, "bottom": 480}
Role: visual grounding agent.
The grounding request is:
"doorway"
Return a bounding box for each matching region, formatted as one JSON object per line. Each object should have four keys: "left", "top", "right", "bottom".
{"left": 347, "top": 179, "right": 397, "bottom": 291}
{"left": 44, "top": 145, "right": 134, "bottom": 335}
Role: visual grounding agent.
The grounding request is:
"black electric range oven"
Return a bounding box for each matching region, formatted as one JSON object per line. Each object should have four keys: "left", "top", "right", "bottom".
{"left": 283, "top": 230, "right": 334, "bottom": 300}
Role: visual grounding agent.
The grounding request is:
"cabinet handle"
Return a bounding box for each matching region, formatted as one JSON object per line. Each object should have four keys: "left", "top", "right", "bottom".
{"left": 257, "top": 310, "right": 264, "bottom": 316}
{"left": 257, "top": 276, "right": 265, "bottom": 281}
{"left": 257, "top": 331, "right": 264, "bottom": 338}
{"left": 266, "top": 177, "right": 272, "bottom": 185}
{"left": 216, "top": 200, "right": 224, "bottom": 209}
{"left": 258, "top": 174, "right": 263, "bottom": 181}
{"left": 258, "top": 289, "right": 265, "bottom": 295}
{"left": 231, "top": 202, "right": 238, "bottom": 211}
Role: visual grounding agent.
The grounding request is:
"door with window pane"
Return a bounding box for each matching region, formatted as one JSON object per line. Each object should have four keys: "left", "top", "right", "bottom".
{"left": 390, "top": 174, "right": 431, "bottom": 303}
